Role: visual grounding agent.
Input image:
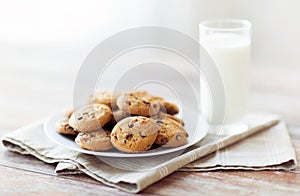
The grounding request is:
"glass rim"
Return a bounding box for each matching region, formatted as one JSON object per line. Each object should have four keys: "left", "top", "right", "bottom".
{"left": 199, "top": 19, "right": 251, "bottom": 32}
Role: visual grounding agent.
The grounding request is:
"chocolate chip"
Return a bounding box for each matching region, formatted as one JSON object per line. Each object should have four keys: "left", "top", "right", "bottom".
{"left": 65, "top": 125, "right": 73, "bottom": 130}
{"left": 185, "top": 132, "right": 189, "bottom": 137}
{"left": 140, "top": 119, "right": 147, "bottom": 125}
{"left": 156, "top": 120, "right": 163, "bottom": 124}
{"left": 125, "top": 133, "right": 133, "bottom": 140}
{"left": 176, "top": 135, "right": 182, "bottom": 141}
{"left": 78, "top": 116, "right": 83, "bottom": 120}
{"left": 128, "top": 123, "right": 134, "bottom": 128}
{"left": 123, "top": 140, "right": 127, "bottom": 143}
{"left": 160, "top": 138, "right": 168, "bottom": 144}
{"left": 143, "top": 100, "right": 150, "bottom": 105}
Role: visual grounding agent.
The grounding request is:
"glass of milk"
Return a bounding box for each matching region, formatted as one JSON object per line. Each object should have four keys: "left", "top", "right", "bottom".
{"left": 199, "top": 19, "right": 251, "bottom": 124}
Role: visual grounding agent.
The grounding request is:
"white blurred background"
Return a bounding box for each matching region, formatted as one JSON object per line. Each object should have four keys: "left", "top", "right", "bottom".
{"left": 0, "top": 0, "right": 299, "bottom": 128}
{"left": 1, "top": 0, "right": 300, "bottom": 69}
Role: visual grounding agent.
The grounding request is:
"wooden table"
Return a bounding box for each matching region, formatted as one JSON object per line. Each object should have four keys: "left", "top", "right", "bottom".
{"left": 0, "top": 62, "right": 299, "bottom": 195}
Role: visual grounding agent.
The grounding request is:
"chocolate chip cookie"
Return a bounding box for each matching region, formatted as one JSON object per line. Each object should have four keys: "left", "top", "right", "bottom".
{"left": 159, "top": 101, "right": 179, "bottom": 115}
{"left": 75, "top": 130, "right": 113, "bottom": 151}
{"left": 55, "top": 118, "right": 77, "bottom": 135}
{"left": 111, "top": 116, "right": 159, "bottom": 152}
{"left": 69, "top": 104, "right": 112, "bottom": 132}
{"left": 153, "top": 116, "right": 188, "bottom": 147}
{"left": 116, "top": 91, "right": 161, "bottom": 117}
{"left": 151, "top": 95, "right": 179, "bottom": 115}
{"left": 88, "top": 91, "right": 119, "bottom": 109}
{"left": 63, "top": 108, "right": 74, "bottom": 118}
{"left": 152, "top": 112, "right": 184, "bottom": 126}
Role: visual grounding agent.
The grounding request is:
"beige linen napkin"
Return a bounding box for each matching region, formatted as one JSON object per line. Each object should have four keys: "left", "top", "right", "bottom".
{"left": 1, "top": 114, "right": 297, "bottom": 193}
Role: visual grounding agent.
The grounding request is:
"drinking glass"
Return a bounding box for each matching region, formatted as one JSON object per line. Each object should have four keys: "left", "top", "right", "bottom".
{"left": 199, "top": 19, "right": 251, "bottom": 125}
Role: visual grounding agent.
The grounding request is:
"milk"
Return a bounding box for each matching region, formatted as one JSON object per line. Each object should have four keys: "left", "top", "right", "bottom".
{"left": 200, "top": 33, "right": 250, "bottom": 124}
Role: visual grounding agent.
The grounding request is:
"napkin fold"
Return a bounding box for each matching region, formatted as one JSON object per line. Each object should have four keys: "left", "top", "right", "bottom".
{"left": 1, "top": 114, "right": 297, "bottom": 193}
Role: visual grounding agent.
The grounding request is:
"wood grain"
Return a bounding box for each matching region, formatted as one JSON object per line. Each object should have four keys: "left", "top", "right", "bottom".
{"left": 0, "top": 63, "right": 299, "bottom": 195}
{"left": 0, "top": 165, "right": 137, "bottom": 196}
{"left": 143, "top": 171, "right": 300, "bottom": 195}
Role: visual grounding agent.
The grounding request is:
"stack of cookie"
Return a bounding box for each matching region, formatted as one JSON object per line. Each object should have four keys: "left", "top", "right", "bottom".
{"left": 56, "top": 91, "right": 188, "bottom": 153}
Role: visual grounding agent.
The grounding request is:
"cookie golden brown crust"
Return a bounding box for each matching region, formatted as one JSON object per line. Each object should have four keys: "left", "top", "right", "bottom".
{"left": 116, "top": 91, "right": 161, "bottom": 117}
{"left": 63, "top": 108, "right": 74, "bottom": 118}
{"left": 110, "top": 116, "right": 159, "bottom": 153}
{"left": 152, "top": 112, "right": 184, "bottom": 126}
{"left": 69, "top": 104, "right": 112, "bottom": 133}
{"left": 152, "top": 116, "right": 188, "bottom": 147}
{"left": 88, "top": 91, "right": 119, "bottom": 109}
{"left": 75, "top": 130, "right": 113, "bottom": 151}
{"left": 55, "top": 118, "right": 77, "bottom": 135}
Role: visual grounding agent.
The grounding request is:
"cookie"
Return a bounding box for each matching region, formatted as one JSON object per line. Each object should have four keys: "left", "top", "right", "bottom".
{"left": 116, "top": 91, "right": 161, "bottom": 117}
{"left": 152, "top": 95, "right": 179, "bottom": 115}
{"left": 75, "top": 130, "right": 113, "bottom": 151}
{"left": 152, "top": 95, "right": 164, "bottom": 101}
{"left": 63, "top": 108, "right": 74, "bottom": 118}
{"left": 55, "top": 118, "right": 77, "bottom": 135}
{"left": 153, "top": 116, "right": 188, "bottom": 147}
{"left": 111, "top": 116, "right": 159, "bottom": 152}
{"left": 88, "top": 91, "right": 119, "bottom": 109}
{"left": 69, "top": 104, "right": 112, "bottom": 133}
{"left": 160, "top": 101, "right": 179, "bottom": 115}
{"left": 153, "top": 112, "right": 184, "bottom": 126}
{"left": 166, "top": 114, "right": 184, "bottom": 126}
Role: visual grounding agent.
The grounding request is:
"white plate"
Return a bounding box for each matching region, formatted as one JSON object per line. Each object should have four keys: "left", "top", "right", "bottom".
{"left": 44, "top": 113, "right": 208, "bottom": 158}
